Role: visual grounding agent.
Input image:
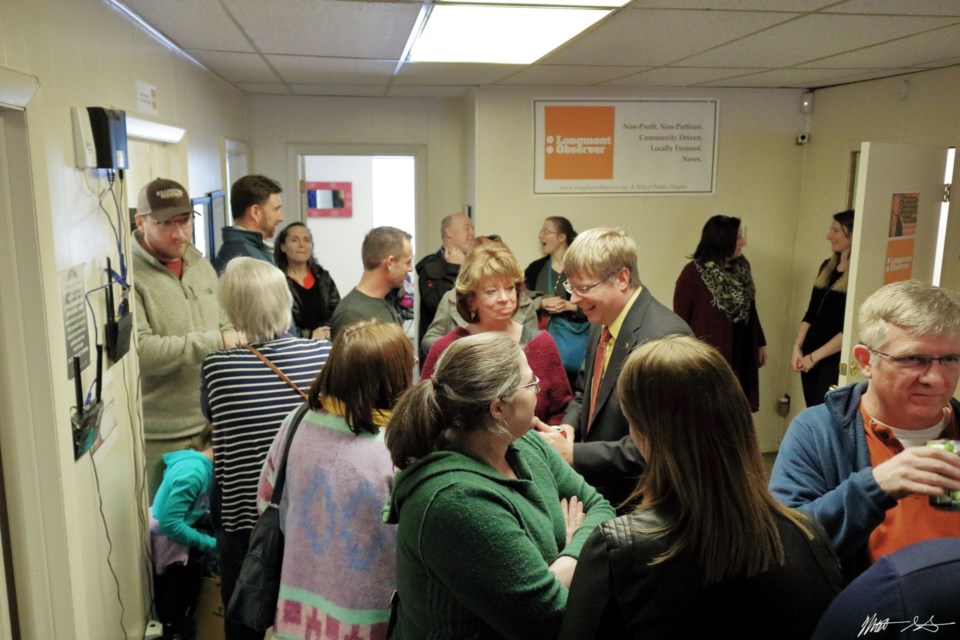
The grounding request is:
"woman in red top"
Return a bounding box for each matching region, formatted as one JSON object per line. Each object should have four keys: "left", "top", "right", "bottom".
{"left": 673, "top": 215, "right": 766, "bottom": 411}
{"left": 421, "top": 237, "right": 572, "bottom": 424}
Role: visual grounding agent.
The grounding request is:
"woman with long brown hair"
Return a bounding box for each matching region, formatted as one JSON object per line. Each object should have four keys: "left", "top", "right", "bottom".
{"left": 559, "top": 335, "right": 841, "bottom": 639}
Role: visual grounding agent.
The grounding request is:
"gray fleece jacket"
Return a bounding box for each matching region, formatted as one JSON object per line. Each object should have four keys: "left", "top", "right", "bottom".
{"left": 132, "top": 233, "right": 231, "bottom": 439}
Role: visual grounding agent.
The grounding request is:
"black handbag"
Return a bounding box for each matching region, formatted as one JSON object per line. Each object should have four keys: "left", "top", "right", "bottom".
{"left": 226, "top": 402, "right": 310, "bottom": 632}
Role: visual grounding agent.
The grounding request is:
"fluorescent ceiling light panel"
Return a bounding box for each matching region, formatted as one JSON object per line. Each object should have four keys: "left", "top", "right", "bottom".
{"left": 409, "top": 5, "right": 611, "bottom": 64}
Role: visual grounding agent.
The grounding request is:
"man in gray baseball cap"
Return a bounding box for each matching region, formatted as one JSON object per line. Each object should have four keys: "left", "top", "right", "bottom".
{"left": 132, "top": 177, "right": 244, "bottom": 495}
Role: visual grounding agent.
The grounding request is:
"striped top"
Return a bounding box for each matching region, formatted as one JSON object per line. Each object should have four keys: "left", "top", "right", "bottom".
{"left": 201, "top": 335, "right": 331, "bottom": 533}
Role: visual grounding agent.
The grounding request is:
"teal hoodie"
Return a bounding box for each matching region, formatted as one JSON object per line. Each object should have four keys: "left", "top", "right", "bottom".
{"left": 386, "top": 431, "right": 614, "bottom": 640}
{"left": 151, "top": 449, "right": 216, "bottom": 554}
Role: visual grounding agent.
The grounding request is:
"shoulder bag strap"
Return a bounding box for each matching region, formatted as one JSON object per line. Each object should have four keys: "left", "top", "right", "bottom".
{"left": 271, "top": 402, "right": 310, "bottom": 505}
{"left": 244, "top": 344, "right": 308, "bottom": 401}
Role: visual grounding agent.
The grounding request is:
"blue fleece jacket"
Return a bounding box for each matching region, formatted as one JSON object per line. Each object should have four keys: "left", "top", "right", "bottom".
{"left": 151, "top": 449, "right": 216, "bottom": 554}
{"left": 769, "top": 382, "right": 960, "bottom": 580}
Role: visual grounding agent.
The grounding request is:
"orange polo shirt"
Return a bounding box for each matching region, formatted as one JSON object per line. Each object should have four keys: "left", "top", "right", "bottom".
{"left": 862, "top": 405, "right": 960, "bottom": 563}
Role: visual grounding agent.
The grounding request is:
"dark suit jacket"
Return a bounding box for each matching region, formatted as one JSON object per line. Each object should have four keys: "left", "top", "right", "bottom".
{"left": 562, "top": 287, "right": 691, "bottom": 509}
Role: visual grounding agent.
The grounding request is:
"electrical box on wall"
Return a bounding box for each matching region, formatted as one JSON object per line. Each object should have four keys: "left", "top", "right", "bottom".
{"left": 72, "top": 107, "right": 128, "bottom": 170}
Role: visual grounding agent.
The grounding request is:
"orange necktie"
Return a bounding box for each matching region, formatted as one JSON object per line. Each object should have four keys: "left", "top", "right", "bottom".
{"left": 587, "top": 326, "right": 612, "bottom": 432}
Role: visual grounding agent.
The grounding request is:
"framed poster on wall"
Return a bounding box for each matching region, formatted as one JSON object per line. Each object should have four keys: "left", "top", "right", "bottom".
{"left": 533, "top": 98, "right": 719, "bottom": 195}
{"left": 306, "top": 181, "right": 352, "bottom": 218}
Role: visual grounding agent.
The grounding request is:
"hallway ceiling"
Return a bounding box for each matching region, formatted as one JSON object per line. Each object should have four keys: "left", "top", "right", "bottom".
{"left": 116, "top": 0, "right": 960, "bottom": 98}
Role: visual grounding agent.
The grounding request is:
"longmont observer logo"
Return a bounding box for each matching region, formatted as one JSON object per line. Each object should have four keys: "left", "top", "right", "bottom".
{"left": 544, "top": 105, "right": 615, "bottom": 180}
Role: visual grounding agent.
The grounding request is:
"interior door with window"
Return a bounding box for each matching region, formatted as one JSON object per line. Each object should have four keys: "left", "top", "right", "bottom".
{"left": 838, "top": 142, "right": 948, "bottom": 386}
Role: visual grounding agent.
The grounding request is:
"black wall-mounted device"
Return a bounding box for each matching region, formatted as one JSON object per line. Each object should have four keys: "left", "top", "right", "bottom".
{"left": 72, "top": 107, "right": 128, "bottom": 170}
{"left": 104, "top": 257, "right": 132, "bottom": 363}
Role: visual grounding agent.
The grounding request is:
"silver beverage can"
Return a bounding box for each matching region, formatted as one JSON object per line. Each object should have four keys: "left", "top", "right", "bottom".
{"left": 927, "top": 439, "right": 960, "bottom": 510}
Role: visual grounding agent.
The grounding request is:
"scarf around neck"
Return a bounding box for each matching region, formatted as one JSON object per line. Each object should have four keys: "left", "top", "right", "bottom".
{"left": 694, "top": 257, "right": 755, "bottom": 324}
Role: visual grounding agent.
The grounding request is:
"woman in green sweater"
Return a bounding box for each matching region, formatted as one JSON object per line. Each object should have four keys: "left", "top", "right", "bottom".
{"left": 385, "top": 333, "right": 614, "bottom": 639}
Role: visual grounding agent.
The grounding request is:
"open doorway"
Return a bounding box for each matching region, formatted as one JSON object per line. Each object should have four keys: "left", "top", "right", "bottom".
{"left": 295, "top": 148, "right": 422, "bottom": 344}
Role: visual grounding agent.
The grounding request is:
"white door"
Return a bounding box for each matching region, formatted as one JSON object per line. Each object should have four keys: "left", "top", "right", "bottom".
{"left": 838, "top": 142, "right": 948, "bottom": 385}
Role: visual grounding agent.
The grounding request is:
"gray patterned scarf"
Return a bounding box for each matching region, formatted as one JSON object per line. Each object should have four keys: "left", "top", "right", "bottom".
{"left": 694, "top": 257, "right": 755, "bottom": 324}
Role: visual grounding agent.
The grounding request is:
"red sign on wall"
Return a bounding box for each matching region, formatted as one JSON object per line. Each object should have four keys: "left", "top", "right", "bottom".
{"left": 306, "top": 181, "right": 352, "bottom": 218}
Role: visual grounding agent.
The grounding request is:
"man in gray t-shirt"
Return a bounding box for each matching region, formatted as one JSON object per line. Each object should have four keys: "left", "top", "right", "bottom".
{"left": 330, "top": 226, "right": 413, "bottom": 339}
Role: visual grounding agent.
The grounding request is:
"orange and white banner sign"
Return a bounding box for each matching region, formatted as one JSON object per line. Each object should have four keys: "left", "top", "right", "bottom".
{"left": 534, "top": 99, "right": 718, "bottom": 195}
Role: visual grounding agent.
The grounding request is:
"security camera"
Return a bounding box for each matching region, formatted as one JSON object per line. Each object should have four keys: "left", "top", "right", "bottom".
{"left": 796, "top": 133, "right": 809, "bottom": 146}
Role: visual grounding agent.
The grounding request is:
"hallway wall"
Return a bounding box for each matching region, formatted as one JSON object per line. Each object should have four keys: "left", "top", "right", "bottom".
{"left": 471, "top": 85, "right": 809, "bottom": 451}
{"left": 0, "top": 0, "right": 244, "bottom": 637}
{"left": 789, "top": 64, "right": 960, "bottom": 420}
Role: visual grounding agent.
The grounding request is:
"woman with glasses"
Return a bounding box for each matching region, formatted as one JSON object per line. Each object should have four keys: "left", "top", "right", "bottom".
{"left": 421, "top": 237, "right": 573, "bottom": 424}
{"left": 525, "top": 216, "right": 590, "bottom": 386}
{"left": 673, "top": 214, "right": 766, "bottom": 412}
{"left": 559, "top": 336, "right": 841, "bottom": 639}
{"left": 386, "top": 333, "right": 615, "bottom": 640}
{"left": 791, "top": 209, "right": 855, "bottom": 407}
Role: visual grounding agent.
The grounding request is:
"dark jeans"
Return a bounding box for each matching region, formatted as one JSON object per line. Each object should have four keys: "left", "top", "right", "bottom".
{"left": 220, "top": 529, "right": 261, "bottom": 640}
{"left": 801, "top": 356, "right": 840, "bottom": 408}
{"left": 153, "top": 556, "right": 202, "bottom": 638}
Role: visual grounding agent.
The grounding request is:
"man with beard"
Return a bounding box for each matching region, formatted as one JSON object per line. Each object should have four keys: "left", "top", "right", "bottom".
{"left": 132, "top": 177, "right": 243, "bottom": 494}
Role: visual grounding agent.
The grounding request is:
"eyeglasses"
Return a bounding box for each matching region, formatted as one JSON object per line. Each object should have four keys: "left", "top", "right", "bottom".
{"left": 869, "top": 348, "right": 960, "bottom": 371}
{"left": 512, "top": 375, "right": 540, "bottom": 395}
{"left": 155, "top": 213, "right": 195, "bottom": 230}
{"left": 539, "top": 228, "right": 558, "bottom": 236}
{"left": 563, "top": 275, "right": 612, "bottom": 296}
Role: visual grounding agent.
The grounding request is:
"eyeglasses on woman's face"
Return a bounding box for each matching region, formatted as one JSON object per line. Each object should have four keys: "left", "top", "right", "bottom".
{"left": 512, "top": 375, "right": 540, "bottom": 395}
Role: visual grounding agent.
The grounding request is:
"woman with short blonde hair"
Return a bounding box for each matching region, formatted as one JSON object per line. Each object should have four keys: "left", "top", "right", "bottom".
{"left": 421, "top": 238, "right": 572, "bottom": 424}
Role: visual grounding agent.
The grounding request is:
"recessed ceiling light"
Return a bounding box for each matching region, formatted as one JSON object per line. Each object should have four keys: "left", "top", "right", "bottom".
{"left": 409, "top": 5, "right": 612, "bottom": 65}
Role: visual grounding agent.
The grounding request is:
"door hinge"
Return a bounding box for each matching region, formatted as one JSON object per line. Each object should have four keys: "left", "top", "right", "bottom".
{"left": 944, "top": 182, "right": 951, "bottom": 203}
{"left": 300, "top": 179, "right": 306, "bottom": 193}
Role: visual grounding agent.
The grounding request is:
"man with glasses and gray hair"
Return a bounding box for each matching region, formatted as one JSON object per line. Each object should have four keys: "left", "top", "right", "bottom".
{"left": 536, "top": 227, "right": 690, "bottom": 510}
{"left": 771, "top": 279, "right": 960, "bottom": 582}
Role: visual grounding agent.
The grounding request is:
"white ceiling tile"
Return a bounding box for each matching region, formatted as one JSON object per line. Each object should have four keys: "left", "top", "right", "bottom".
{"left": 393, "top": 63, "right": 524, "bottom": 85}
{"left": 234, "top": 83, "right": 294, "bottom": 94}
{"left": 629, "top": 0, "right": 833, "bottom": 10}
{"left": 224, "top": 0, "right": 421, "bottom": 58}
{"left": 387, "top": 85, "right": 473, "bottom": 98}
{"left": 822, "top": 0, "right": 960, "bottom": 16}
{"left": 185, "top": 50, "right": 280, "bottom": 82}
{"left": 121, "top": 0, "right": 256, "bottom": 52}
{"left": 290, "top": 84, "right": 387, "bottom": 97}
{"left": 681, "top": 14, "right": 957, "bottom": 67}
{"left": 797, "top": 23, "right": 960, "bottom": 68}
{"left": 696, "top": 66, "right": 915, "bottom": 87}
{"left": 602, "top": 66, "right": 770, "bottom": 86}
{"left": 544, "top": 9, "right": 794, "bottom": 67}
{"left": 267, "top": 55, "right": 396, "bottom": 84}
{"left": 498, "top": 64, "right": 648, "bottom": 85}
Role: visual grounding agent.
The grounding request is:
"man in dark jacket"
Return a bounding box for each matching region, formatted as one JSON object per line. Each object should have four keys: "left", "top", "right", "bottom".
{"left": 214, "top": 174, "right": 283, "bottom": 273}
{"left": 415, "top": 213, "right": 474, "bottom": 345}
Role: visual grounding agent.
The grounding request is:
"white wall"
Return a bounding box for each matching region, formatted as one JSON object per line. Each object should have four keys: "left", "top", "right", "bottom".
{"left": 789, "top": 65, "right": 960, "bottom": 420}
{"left": 244, "top": 95, "right": 464, "bottom": 257}
{"left": 303, "top": 155, "right": 375, "bottom": 291}
{"left": 471, "top": 86, "right": 809, "bottom": 451}
{"left": 0, "top": 0, "right": 245, "bottom": 637}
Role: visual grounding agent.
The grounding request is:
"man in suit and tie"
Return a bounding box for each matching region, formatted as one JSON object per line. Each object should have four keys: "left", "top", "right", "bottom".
{"left": 537, "top": 227, "right": 691, "bottom": 509}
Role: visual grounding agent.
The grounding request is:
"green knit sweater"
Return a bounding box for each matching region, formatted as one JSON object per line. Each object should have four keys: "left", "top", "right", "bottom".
{"left": 387, "top": 431, "right": 615, "bottom": 639}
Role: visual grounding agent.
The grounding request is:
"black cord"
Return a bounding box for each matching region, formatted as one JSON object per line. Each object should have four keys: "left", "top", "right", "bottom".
{"left": 90, "top": 451, "right": 129, "bottom": 639}
{"left": 123, "top": 340, "right": 157, "bottom": 636}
